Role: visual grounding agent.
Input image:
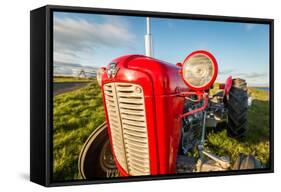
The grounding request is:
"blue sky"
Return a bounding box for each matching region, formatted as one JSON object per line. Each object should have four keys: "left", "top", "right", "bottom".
{"left": 53, "top": 12, "right": 270, "bottom": 86}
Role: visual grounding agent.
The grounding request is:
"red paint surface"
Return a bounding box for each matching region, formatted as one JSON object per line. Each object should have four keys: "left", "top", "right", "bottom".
{"left": 99, "top": 51, "right": 219, "bottom": 175}
{"left": 224, "top": 76, "right": 233, "bottom": 97}
{"left": 100, "top": 55, "right": 187, "bottom": 175}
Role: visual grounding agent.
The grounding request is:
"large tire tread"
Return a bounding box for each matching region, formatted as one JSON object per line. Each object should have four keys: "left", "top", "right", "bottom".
{"left": 226, "top": 78, "right": 248, "bottom": 139}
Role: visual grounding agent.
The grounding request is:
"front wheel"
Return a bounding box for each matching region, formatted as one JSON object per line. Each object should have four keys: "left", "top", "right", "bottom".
{"left": 78, "top": 122, "right": 119, "bottom": 179}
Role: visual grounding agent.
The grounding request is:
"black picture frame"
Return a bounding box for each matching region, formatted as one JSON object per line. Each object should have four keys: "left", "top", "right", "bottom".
{"left": 30, "top": 4, "right": 274, "bottom": 187}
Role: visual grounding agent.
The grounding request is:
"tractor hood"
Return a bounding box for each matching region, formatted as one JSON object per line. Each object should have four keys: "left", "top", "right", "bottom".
{"left": 104, "top": 55, "right": 188, "bottom": 96}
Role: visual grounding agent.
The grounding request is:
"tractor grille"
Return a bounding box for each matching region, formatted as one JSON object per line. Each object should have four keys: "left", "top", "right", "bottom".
{"left": 103, "top": 82, "right": 150, "bottom": 176}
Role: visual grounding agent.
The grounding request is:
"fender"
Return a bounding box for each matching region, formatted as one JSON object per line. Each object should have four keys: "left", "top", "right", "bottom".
{"left": 224, "top": 76, "right": 233, "bottom": 97}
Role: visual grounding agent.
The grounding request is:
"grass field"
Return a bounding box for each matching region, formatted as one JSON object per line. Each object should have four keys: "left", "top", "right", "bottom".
{"left": 53, "top": 81, "right": 270, "bottom": 181}
{"left": 53, "top": 80, "right": 105, "bottom": 181}
{"left": 54, "top": 76, "right": 95, "bottom": 83}
{"left": 206, "top": 86, "right": 270, "bottom": 165}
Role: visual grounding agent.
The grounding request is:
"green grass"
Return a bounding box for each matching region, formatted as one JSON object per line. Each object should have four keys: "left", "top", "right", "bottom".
{"left": 53, "top": 80, "right": 105, "bottom": 181}
{"left": 54, "top": 76, "right": 95, "bottom": 83}
{"left": 53, "top": 81, "right": 270, "bottom": 181}
{"left": 206, "top": 87, "right": 270, "bottom": 165}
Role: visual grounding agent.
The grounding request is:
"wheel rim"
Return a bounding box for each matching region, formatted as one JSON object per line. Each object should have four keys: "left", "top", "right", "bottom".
{"left": 78, "top": 122, "right": 119, "bottom": 179}
{"left": 99, "top": 140, "right": 117, "bottom": 172}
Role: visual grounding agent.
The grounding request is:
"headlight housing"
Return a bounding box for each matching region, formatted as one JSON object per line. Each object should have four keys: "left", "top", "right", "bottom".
{"left": 181, "top": 50, "right": 218, "bottom": 91}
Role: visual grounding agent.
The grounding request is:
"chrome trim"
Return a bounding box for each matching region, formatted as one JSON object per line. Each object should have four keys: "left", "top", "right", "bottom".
{"left": 103, "top": 82, "right": 150, "bottom": 175}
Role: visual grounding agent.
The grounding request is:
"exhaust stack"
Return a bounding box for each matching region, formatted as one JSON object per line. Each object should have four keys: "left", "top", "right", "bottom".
{"left": 145, "top": 17, "right": 153, "bottom": 57}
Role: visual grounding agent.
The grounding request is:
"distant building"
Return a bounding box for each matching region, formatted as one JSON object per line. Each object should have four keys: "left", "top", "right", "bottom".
{"left": 54, "top": 61, "right": 98, "bottom": 78}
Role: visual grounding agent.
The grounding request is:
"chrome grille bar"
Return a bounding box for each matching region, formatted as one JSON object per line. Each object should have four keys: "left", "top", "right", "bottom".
{"left": 103, "top": 82, "right": 150, "bottom": 176}
{"left": 103, "top": 83, "right": 128, "bottom": 172}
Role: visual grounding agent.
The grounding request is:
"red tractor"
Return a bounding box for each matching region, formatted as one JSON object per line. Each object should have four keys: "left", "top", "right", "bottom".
{"left": 78, "top": 50, "right": 257, "bottom": 179}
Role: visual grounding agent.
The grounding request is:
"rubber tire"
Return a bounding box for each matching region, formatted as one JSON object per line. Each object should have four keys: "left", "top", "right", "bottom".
{"left": 78, "top": 122, "right": 118, "bottom": 179}
{"left": 226, "top": 78, "right": 248, "bottom": 139}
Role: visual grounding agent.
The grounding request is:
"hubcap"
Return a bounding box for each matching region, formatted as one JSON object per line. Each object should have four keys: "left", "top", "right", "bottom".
{"left": 99, "top": 140, "right": 117, "bottom": 172}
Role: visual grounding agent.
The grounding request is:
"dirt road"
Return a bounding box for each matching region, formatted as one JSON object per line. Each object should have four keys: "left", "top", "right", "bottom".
{"left": 53, "top": 82, "right": 89, "bottom": 95}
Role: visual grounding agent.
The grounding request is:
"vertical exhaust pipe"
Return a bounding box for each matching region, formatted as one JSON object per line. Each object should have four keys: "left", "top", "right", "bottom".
{"left": 145, "top": 17, "right": 153, "bottom": 57}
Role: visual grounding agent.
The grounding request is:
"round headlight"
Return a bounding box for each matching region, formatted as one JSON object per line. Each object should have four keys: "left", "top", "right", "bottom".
{"left": 96, "top": 68, "right": 104, "bottom": 86}
{"left": 181, "top": 50, "right": 218, "bottom": 91}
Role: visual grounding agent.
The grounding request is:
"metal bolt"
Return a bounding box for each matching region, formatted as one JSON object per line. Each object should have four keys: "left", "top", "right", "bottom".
{"left": 135, "top": 86, "right": 142, "bottom": 94}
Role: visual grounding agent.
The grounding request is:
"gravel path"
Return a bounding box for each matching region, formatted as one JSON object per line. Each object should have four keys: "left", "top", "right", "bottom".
{"left": 53, "top": 82, "right": 89, "bottom": 96}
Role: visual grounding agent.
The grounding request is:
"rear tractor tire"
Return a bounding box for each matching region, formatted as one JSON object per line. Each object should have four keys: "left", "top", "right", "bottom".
{"left": 78, "top": 122, "right": 119, "bottom": 179}
{"left": 226, "top": 78, "right": 248, "bottom": 139}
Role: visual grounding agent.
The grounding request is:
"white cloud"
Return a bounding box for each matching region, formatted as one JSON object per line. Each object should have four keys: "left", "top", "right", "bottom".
{"left": 54, "top": 61, "right": 98, "bottom": 77}
{"left": 234, "top": 72, "right": 267, "bottom": 79}
{"left": 219, "top": 69, "right": 235, "bottom": 75}
{"left": 245, "top": 23, "right": 256, "bottom": 31}
{"left": 53, "top": 16, "right": 136, "bottom": 65}
{"left": 217, "top": 70, "right": 269, "bottom": 86}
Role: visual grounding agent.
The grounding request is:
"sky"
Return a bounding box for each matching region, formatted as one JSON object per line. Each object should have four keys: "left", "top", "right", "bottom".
{"left": 53, "top": 12, "right": 270, "bottom": 86}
